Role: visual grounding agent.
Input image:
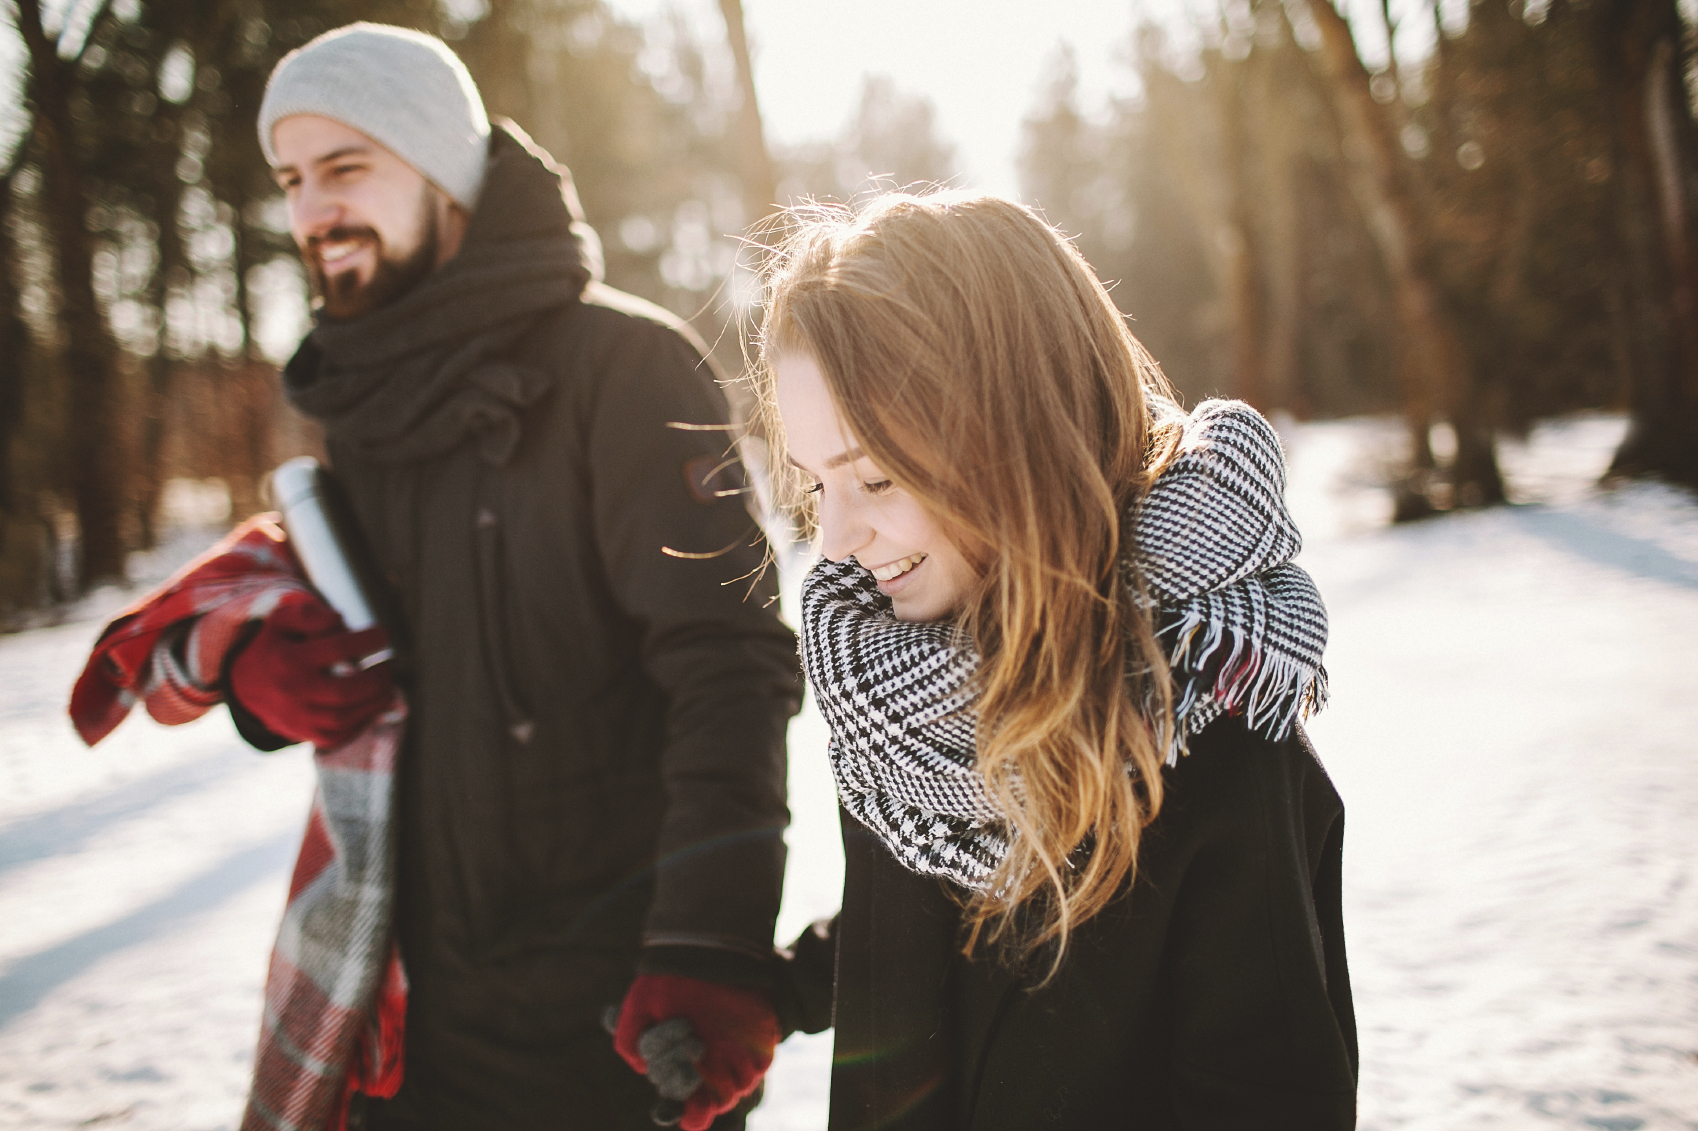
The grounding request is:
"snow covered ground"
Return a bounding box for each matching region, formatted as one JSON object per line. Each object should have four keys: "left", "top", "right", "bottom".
{"left": 1, "top": 415, "right": 1695, "bottom": 1130}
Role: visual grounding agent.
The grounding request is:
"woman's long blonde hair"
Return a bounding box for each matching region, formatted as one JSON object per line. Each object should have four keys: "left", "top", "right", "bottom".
{"left": 752, "top": 191, "right": 1184, "bottom": 962}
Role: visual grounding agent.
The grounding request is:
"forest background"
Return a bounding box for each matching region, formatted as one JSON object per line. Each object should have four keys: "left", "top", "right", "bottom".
{"left": 0, "top": 0, "right": 1695, "bottom": 623}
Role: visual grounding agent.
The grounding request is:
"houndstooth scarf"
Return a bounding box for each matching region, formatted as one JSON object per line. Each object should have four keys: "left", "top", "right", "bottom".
{"left": 798, "top": 399, "right": 1328, "bottom": 891}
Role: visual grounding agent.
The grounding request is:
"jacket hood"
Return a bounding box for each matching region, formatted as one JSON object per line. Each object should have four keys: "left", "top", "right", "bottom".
{"left": 461, "top": 119, "right": 603, "bottom": 288}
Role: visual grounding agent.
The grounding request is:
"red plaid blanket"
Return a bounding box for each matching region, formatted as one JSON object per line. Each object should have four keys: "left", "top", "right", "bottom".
{"left": 69, "top": 515, "right": 408, "bottom": 1131}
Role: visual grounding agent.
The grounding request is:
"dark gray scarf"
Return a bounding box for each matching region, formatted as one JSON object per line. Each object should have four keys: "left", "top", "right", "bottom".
{"left": 799, "top": 399, "right": 1329, "bottom": 891}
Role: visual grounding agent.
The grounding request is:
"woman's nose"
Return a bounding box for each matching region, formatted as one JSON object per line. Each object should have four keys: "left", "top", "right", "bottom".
{"left": 818, "top": 492, "right": 873, "bottom": 564}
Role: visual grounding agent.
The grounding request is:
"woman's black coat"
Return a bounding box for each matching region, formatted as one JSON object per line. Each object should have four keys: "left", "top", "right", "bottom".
{"left": 785, "top": 714, "right": 1358, "bottom": 1130}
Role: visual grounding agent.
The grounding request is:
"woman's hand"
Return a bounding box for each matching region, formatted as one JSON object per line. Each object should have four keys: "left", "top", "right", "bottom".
{"left": 612, "top": 973, "right": 780, "bottom": 1129}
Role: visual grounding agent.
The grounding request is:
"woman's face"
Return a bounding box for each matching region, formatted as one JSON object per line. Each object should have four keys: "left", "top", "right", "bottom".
{"left": 774, "top": 350, "right": 979, "bottom": 623}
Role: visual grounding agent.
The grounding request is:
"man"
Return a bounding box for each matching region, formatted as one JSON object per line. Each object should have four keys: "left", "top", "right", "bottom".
{"left": 232, "top": 23, "right": 801, "bottom": 1129}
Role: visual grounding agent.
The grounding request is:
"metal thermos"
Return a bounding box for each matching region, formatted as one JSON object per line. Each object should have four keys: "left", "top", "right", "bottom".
{"left": 271, "top": 457, "right": 392, "bottom": 670}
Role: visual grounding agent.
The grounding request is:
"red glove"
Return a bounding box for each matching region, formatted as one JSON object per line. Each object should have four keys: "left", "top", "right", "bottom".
{"left": 228, "top": 594, "right": 393, "bottom": 749}
{"left": 614, "top": 974, "right": 780, "bottom": 1131}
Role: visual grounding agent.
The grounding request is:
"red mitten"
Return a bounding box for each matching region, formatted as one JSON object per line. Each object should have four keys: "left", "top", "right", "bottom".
{"left": 614, "top": 974, "right": 780, "bottom": 1131}
{"left": 228, "top": 594, "right": 393, "bottom": 749}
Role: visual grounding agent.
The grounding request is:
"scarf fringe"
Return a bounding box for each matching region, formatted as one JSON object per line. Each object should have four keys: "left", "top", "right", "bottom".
{"left": 1162, "top": 603, "right": 1329, "bottom": 766}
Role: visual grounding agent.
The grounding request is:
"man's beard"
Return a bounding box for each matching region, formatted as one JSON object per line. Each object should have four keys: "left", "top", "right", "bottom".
{"left": 307, "top": 195, "right": 440, "bottom": 321}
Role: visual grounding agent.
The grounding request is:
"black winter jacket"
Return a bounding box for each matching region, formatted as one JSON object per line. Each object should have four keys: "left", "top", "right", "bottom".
{"left": 270, "top": 125, "right": 802, "bottom": 1127}
{"left": 783, "top": 715, "right": 1357, "bottom": 1131}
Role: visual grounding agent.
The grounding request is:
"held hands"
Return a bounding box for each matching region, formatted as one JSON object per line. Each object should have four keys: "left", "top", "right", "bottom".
{"left": 228, "top": 594, "right": 394, "bottom": 749}
{"left": 612, "top": 974, "right": 780, "bottom": 1130}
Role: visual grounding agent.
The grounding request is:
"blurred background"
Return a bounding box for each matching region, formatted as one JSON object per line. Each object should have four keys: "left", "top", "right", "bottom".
{"left": 1, "top": 0, "right": 1696, "bottom": 613}
{"left": 1, "top": 0, "right": 1696, "bottom": 1129}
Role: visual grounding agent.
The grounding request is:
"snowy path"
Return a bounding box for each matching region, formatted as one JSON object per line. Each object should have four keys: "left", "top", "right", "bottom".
{"left": 0, "top": 618, "right": 315, "bottom": 1129}
{"left": 1, "top": 416, "right": 1695, "bottom": 1130}
{"left": 1289, "top": 419, "right": 1698, "bottom": 1131}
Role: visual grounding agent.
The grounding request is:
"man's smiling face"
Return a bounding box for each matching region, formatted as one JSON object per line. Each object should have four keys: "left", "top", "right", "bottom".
{"left": 270, "top": 114, "right": 458, "bottom": 320}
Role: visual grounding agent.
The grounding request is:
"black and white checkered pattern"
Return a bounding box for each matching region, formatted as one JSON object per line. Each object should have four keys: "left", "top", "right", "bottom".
{"left": 798, "top": 399, "right": 1328, "bottom": 891}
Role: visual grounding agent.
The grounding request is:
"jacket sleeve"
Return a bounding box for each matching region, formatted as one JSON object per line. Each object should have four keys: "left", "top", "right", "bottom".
{"left": 1162, "top": 725, "right": 1359, "bottom": 1129}
{"left": 583, "top": 314, "right": 803, "bottom": 962}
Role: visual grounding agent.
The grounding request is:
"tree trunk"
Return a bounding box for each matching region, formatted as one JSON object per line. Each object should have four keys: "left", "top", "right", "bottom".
{"left": 0, "top": 170, "right": 49, "bottom": 615}
{"left": 228, "top": 184, "right": 280, "bottom": 521}
{"left": 134, "top": 119, "right": 187, "bottom": 550}
{"left": 224, "top": 361, "right": 275, "bottom": 522}
{"left": 1601, "top": 0, "right": 1698, "bottom": 487}
{"left": 1391, "top": 352, "right": 1437, "bottom": 521}
{"left": 1299, "top": 0, "right": 1504, "bottom": 509}
{"left": 716, "top": 0, "right": 778, "bottom": 227}
{"left": 134, "top": 339, "right": 173, "bottom": 548}
{"left": 1254, "top": 45, "right": 1305, "bottom": 417}
{"left": 17, "top": 0, "right": 128, "bottom": 585}
{"left": 1219, "top": 61, "right": 1271, "bottom": 410}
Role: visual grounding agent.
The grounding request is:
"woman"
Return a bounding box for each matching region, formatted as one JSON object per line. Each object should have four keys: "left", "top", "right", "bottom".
{"left": 757, "top": 193, "right": 1358, "bottom": 1131}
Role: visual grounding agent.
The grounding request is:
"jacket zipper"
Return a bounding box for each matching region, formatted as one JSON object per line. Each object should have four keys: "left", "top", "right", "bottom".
{"left": 473, "top": 498, "right": 535, "bottom": 746}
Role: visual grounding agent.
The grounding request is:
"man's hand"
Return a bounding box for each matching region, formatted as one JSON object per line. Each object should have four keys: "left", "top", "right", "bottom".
{"left": 228, "top": 594, "right": 393, "bottom": 749}
{"left": 613, "top": 974, "right": 780, "bottom": 1131}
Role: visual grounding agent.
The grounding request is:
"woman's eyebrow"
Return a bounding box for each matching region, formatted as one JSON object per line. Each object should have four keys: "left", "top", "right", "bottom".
{"left": 787, "top": 447, "right": 867, "bottom": 474}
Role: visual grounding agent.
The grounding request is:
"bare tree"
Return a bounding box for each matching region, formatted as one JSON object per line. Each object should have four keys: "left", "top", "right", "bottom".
{"left": 15, "top": 0, "right": 128, "bottom": 583}
{"left": 716, "top": 0, "right": 777, "bottom": 225}
{"left": 1598, "top": 0, "right": 1698, "bottom": 488}
{"left": 1300, "top": 0, "right": 1505, "bottom": 512}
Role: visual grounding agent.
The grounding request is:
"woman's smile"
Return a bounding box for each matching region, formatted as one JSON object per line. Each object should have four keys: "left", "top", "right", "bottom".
{"left": 867, "top": 552, "right": 928, "bottom": 586}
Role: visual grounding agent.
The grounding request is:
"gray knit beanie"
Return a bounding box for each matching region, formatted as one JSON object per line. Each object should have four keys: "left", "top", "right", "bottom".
{"left": 258, "top": 23, "right": 490, "bottom": 208}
